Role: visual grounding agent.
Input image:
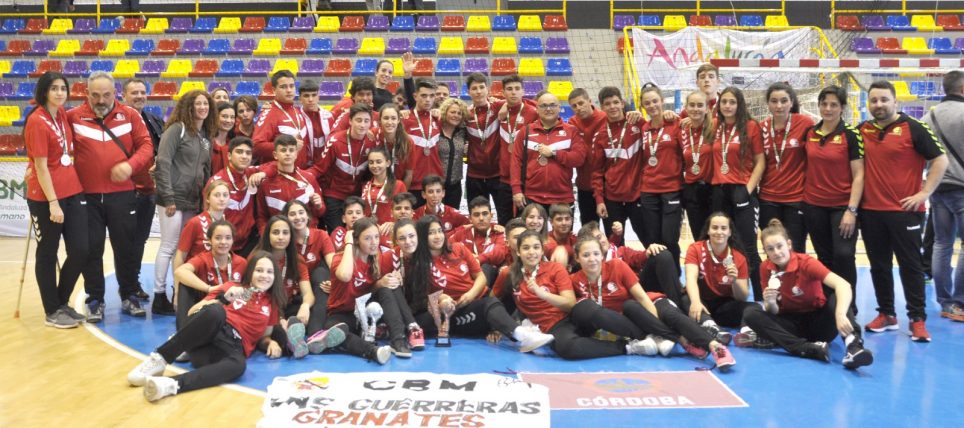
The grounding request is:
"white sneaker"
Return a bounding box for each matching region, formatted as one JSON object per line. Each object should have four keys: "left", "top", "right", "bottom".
{"left": 144, "top": 376, "right": 179, "bottom": 402}
{"left": 514, "top": 327, "right": 555, "bottom": 353}
{"left": 627, "top": 337, "right": 658, "bottom": 356}
{"left": 651, "top": 335, "right": 676, "bottom": 357}
{"left": 128, "top": 352, "right": 167, "bottom": 386}
{"left": 375, "top": 345, "right": 392, "bottom": 365}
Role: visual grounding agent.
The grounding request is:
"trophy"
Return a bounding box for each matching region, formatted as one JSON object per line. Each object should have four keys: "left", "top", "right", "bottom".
{"left": 428, "top": 290, "right": 456, "bottom": 347}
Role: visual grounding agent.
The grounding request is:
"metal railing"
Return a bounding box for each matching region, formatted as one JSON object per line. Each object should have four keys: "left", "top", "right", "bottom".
{"left": 610, "top": 0, "right": 786, "bottom": 31}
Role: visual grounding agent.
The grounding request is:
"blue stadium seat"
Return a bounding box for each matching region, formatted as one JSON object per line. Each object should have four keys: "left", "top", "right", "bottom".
{"left": 547, "top": 58, "right": 573, "bottom": 76}
{"left": 638, "top": 15, "right": 661, "bottom": 27}
{"left": 204, "top": 39, "right": 230, "bottom": 55}
{"left": 191, "top": 17, "right": 217, "bottom": 33}
{"left": 265, "top": 17, "right": 291, "bottom": 33}
{"left": 217, "top": 59, "right": 245, "bottom": 77}
{"left": 127, "top": 39, "right": 155, "bottom": 56}
{"left": 436, "top": 59, "right": 461, "bottom": 76}
{"left": 739, "top": 15, "right": 763, "bottom": 27}
{"left": 1, "top": 19, "right": 26, "bottom": 34}
{"left": 93, "top": 18, "right": 121, "bottom": 34}
{"left": 11, "top": 82, "right": 36, "bottom": 100}
{"left": 233, "top": 81, "right": 261, "bottom": 97}
{"left": 519, "top": 37, "right": 543, "bottom": 54}
{"left": 929, "top": 37, "right": 961, "bottom": 54}
{"left": 887, "top": 15, "right": 916, "bottom": 31}
{"left": 143, "top": 105, "right": 164, "bottom": 118}
{"left": 413, "top": 37, "right": 438, "bottom": 54}
{"left": 493, "top": 16, "right": 517, "bottom": 31}
{"left": 391, "top": 16, "right": 415, "bottom": 32}
{"left": 353, "top": 58, "right": 378, "bottom": 76}
{"left": 308, "top": 38, "right": 333, "bottom": 55}
{"left": 90, "top": 60, "right": 115, "bottom": 74}
{"left": 4, "top": 60, "right": 35, "bottom": 78}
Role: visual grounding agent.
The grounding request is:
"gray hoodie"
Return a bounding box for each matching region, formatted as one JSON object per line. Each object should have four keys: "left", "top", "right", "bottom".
{"left": 923, "top": 94, "right": 964, "bottom": 192}
{"left": 154, "top": 122, "right": 212, "bottom": 210}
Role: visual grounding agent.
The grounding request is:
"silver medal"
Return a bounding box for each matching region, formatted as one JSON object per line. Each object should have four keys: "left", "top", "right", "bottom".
{"left": 60, "top": 154, "right": 72, "bottom": 166}
{"left": 648, "top": 156, "right": 658, "bottom": 167}
{"left": 423, "top": 147, "right": 430, "bottom": 156}
{"left": 537, "top": 156, "right": 548, "bottom": 166}
{"left": 691, "top": 164, "right": 700, "bottom": 175}
{"left": 720, "top": 163, "right": 730, "bottom": 175}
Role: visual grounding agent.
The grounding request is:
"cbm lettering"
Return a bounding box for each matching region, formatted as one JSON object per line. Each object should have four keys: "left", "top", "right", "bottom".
{"left": 364, "top": 379, "right": 477, "bottom": 392}
{"left": 0, "top": 179, "right": 25, "bottom": 200}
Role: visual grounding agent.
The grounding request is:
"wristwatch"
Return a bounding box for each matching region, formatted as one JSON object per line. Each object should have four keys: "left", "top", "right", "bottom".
{"left": 847, "top": 206, "right": 859, "bottom": 216}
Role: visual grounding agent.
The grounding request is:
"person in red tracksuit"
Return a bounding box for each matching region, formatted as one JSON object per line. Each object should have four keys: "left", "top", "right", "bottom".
{"left": 638, "top": 84, "right": 684, "bottom": 269}
{"left": 330, "top": 196, "right": 394, "bottom": 253}
{"left": 567, "top": 88, "right": 609, "bottom": 227}
{"left": 173, "top": 219, "right": 248, "bottom": 327}
{"left": 413, "top": 175, "right": 469, "bottom": 234}
{"left": 231, "top": 96, "right": 257, "bottom": 140}
{"left": 312, "top": 103, "right": 377, "bottom": 230}
{"left": 285, "top": 199, "right": 337, "bottom": 337}
{"left": 209, "top": 137, "right": 263, "bottom": 256}
{"left": 511, "top": 91, "right": 588, "bottom": 212}
{"left": 363, "top": 145, "right": 408, "bottom": 225}
{"left": 758, "top": 82, "right": 815, "bottom": 254}
{"left": 296, "top": 80, "right": 334, "bottom": 171}
{"left": 591, "top": 86, "right": 645, "bottom": 239}
{"left": 497, "top": 75, "right": 539, "bottom": 221}
{"left": 330, "top": 77, "right": 378, "bottom": 132}
{"left": 545, "top": 204, "right": 577, "bottom": 269}
{"left": 374, "top": 104, "right": 415, "bottom": 188}
{"left": 679, "top": 91, "right": 716, "bottom": 239}
{"left": 69, "top": 71, "right": 154, "bottom": 322}
{"left": 451, "top": 196, "right": 506, "bottom": 284}
{"left": 403, "top": 79, "right": 444, "bottom": 206}
{"left": 254, "top": 135, "right": 325, "bottom": 233}
{"left": 251, "top": 70, "right": 306, "bottom": 163}
{"left": 710, "top": 87, "right": 765, "bottom": 302}
{"left": 679, "top": 64, "right": 721, "bottom": 121}
{"left": 464, "top": 73, "right": 506, "bottom": 221}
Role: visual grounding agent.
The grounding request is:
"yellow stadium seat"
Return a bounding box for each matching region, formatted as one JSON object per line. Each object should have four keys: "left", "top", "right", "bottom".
{"left": 518, "top": 15, "right": 543, "bottom": 32}
{"left": 492, "top": 37, "right": 518, "bottom": 55}
{"left": 765, "top": 15, "right": 790, "bottom": 28}
{"left": 0, "top": 106, "right": 20, "bottom": 127}
{"left": 466, "top": 15, "right": 491, "bottom": 32}
{"left": 518, "top": 58, "right": 545, "bottom": 77}
{"left": 663, "top": 15, "right": 687, "bottom": 31}
{"left": 911, "top": 15, "right": 942, "bottom": 31}
{"left": 0, "top": 60, "right": 11, "bottom": 75}
{"left": 253, "top": 38, "right": 282, "bottom": 56}
{"left": 161, "top": 59, "right": 192, "bottom": 78}
{"left": 547, "top": 81, "right": 574, "bottom": 99}
{"left": 214, "top": 17, "right": 242, "bottom": 34}
{"left": 314, "top": 17, "right": 340, "bottom": 33}
{"left": 174, "top": 81, "right": 207, "bottom": 100}
{"left": 438, "top": 37, "right": 464, "bottom": 55}
{"left": 43, "top": 18, "right": 73, "bottom": 35}
{"left": 903, "top": 37, "right": 935, "bottom": 55}
{"left": 359, "top": 37, "right": 386, "bottom": 55}
{"left": 100, "top": 39, "right": 130, "bottom": 57}
{"left": 49, "top": 39, "right": 81, "bottom": 57}
{"left": 141, "top": 18, "right": 170, "bottom": 34}
{"left": 389, "top": 58, "right": 404, "bottom": 77}
{"left": 890, "top": 81, "right": 917, "bottom": 102}
{"left": 112, "top": 59, "right": 140, "bottom": 79}
{"left": 272, "top": 59, "right": 299, "bottom": 77}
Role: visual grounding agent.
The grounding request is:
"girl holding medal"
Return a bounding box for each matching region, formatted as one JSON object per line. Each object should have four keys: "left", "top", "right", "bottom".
{"left": 284, "top": 199, "right": 337, "bottom": 335}
{"left": 174, "top": 219, "right": 248, "bottom": 321}
{"left": 24, "top": 71, "right": 89, "bottom": 328}
{"left": 638, "top": 84, "right": 684, "bottom": 268}
{"left": 154, "top": 90, "right": 217, "bottom": 313}
{"left": 683, "top": 212, "right": 754, "bottom": 345}
{"left": 709, "top": 87, "right": 765, "bottom": 301}
{"left": 679, "top": 91, "right": 716, "bottom": 238}
{"left": 171, "top": 180, "right": 232, "bottom": 324}
{"left": 127, "top": 251, "right": 289, "bottom": 402}
{"left": 758, "top": 82, "right": 814, "bottom": 254}
{"left": 363, "top": 145, "right": 407, "bottom": 226}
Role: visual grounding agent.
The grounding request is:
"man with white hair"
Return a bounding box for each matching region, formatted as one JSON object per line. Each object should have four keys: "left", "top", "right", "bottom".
{"left": 67, "top": 71, "right": 154, "bottom": 322}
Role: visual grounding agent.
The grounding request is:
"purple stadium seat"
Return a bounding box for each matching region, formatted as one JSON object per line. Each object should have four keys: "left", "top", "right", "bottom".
{"left": 387, "top": 38, "right": 411, "bottom": 54}
{"left": 137, "top": 60, "right": 165, "bottom": 77}
{"left": 291, "top": 17, "right": 314, "bottom": 32}
{"left": 333, "top": 38, "right": 360, "bottom": 54}
{"left": 301, "top": 59, "right": 326, "bottom": 76}
{"left": 69, "top": 18, "right": 96, "bottom": 34}
{"left": 463, "top": 58, "right": 488, "bottom": 75}
{"left": 715, "top": 15, "right": 737, "bottom": 26}
{"left": 955, "top": 38, "right": 964, "bottom": 52}
{"left": 417, "top": 16, "right": 440, "bottom": 32}
{"left": 243, "top": 59, "right": 271, "bottom": 77}
{"left": 851, "top": 37, "right": 881, "bottom": 54}
{"left": 545, "top": 37, "right": 570, "bottom": 54}
{"left": 367, "top": 15, "right": 390, "bottom": 32}
{"left": 27, "top": 39, "right": 56, "bottom": 56}
{"left": 319, "top": 81, "right": 346, "bottom": 100}
{"left": 168, "top": 17, "right": 192, "bottom": 33}
{"left": 613, "top": 15, "right": 635, "bottom": 31}
{"left": 63, "top": 60, "right": 89, "bottom": 77}
{"left": 862, "top": 16, "right": 891, "bottom": 31}
{"left": 0, "top": 82, "right": 14, "bottom": 99}
{"left": 208, "top": 81, "right": 232, "bottom": 94}
{"left": 231, "top": 39, "right": 256, "bottom": 55}
{"left": 175, "top": 39, "right": 203, "bottom": 55}
{"left": 523, "top": 81, "right": 545, "bottom": 98}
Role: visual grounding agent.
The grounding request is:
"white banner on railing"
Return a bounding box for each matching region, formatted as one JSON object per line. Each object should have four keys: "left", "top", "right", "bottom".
{"left": 260, "top": 371, "right": 551, "bottom": 428}
{"left": 631, "top": 27, "right": 819, "bottom": 90}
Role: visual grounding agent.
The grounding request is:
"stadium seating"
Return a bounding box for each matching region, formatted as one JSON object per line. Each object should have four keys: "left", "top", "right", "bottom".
{"left": 233, "top": 81, "right": 261, "bottom": 98}
{"left": 436, "top": 59, "right": 461, "bottom": 76}
{"left": 21, "top": 18, "right": 48, "bottom": 34}
{"left": 152, "top": 39, "right": 181, "bottom": 56}
{"left": 69, "top": 18, "right": 96, "bottom": 34}
{"left": 342, "top": 16, "right": 366, "bottom": 32}
{"left": 0, "top": 40, "right": 30, "bottom": 56}
{"left": 366, "top": 16, "right": 390, "bottom": 32}
{"left": 663, "top": 15, "right": 687, "bottom": 30}
{"left": 253, "top": 38, "right": 283, "bottom": 56}
{"left": 413, "top": 37, "right": 438, "bottom": 54}
{"left": 937, "top": 15, "right": 964, "bottom": 30}
{"left": 191, "top": 17, "right": 217, "bottom": 33}
{"left": 851, "top": 37, "right": 881, "bottom": 54}
{"left": 231, "top": 39, "right": 257, "bottom": 55}
{"left": 547, "top": 59, "right": 573, "bottom": 76}
{"left": 546, "top": 38, "right": 570, "bottom": 54}
{"left": 300, "top": 59, "right": 326, "bottom": 76}
{"left": 308, "top": 38, "right": 334, "bottom": 55}
{"left": 519, "top": 37, "right": 543, "bottom": 54}
{"left": 44, "top": 18, "right": 73, "bottom": 35}
{"left": 468, "top": 16, "right": 493, "bottom": 32}
{"left": 413, "top": 58, "right": 435, "bottom": 76}
{"left": 100, "top": 39, "right": 131, "bottom": 57}
{"left": 4, "top": 60, "right": 35, "bottom": 77}
{"left": 547, "top": 81, "right": 574, "bottom": 99}
{"left": 161, "top": 59, "right": 192, "bottom": 78}
{"left": 862, "top": 15, "right": 890, "bottom": 31}
{"left": 765, "top": 15, "right": 790, "bottom": 28}
{"left": 63, "top": 60, "right": 89, "bottom": 77}
{"left": 138, "top": 60, "right": 166, "bottom": 77}
{"left": 265, "top": 17, "right": 291, "bottom": 33}
{"left": 69, "top": 81, "right": 87, "bottom": 100}
{"left": 887, "top": 15, "right": 916, "bottom": 31}
{"left": 315, "top": 17, "right": 341, "bottom": 33}
{"left": 492, "top": 37, "right": 518, "bottom": 55}
{"left": 391, "top": 16, "right": 415, "bottom": 32}
{"left": 491, "top": 58, "right": 518, "bottom": 76}
{"left": 359, "top": 37, "right": 386, "bottom": 55}
{"left": 168, "top": 17, "right": 192, "bottom": 33}
{"left": 523, "top": 81, "right": 546, "bottom": 98}
{"left": 117, "top": 18, "right": 145, "bottom": 34}
{"left": 325, "top": 59, "right": 352, "bottom": 77}
{"left": 0, "top": 18, "right": 25, "bottom": 34}
{"left": 739, "top": 15, "right": 764, "bottom": 27}
{"left": 463, "top": 58, "right": 489, "bottom": 75}
{"left": 27, "top": 40, "right": 56, "bottom": 56}
{"left": 465, "top": 37, "right": 490, "bottom": 54}
{"left": 910, "top": 15, "right": 941, "bottom": 31}
{"left": 174, "top": 81, "right": 206, "bottom": 100}
{"left": 715, "top": 15, "right": 737, "bottom": 26}
{"left": 29, "top": 59, "right": 62, "bottom": 78}
{"left": 282, "top": 38, "right": 308, "bottom": 55}
{"left": 890, "top": 80, "right": 917, "bottom": 101}
{"left": 353, "top": 59, "right": 377, "bottom": 76}
{"left": 319, "top": 81, "right": 346, "bottom": 100}
{"left": 386, "top": 38, "right": 410, "bottom": 54}
{"left": 216, "top": 59, "right": 245, "bottom": 77}
{"left": 113, "top": 59, "right": 140, "bottom": 78}
{"left": 190, "top": 59, "right": 219, "bottom": 77}
{"left": 291, "top": 17, "right": 314, "bottom": 32}
{"left": 198, "top": 39, "right": 227, "bottom": 55}
{"left": 142, "top": 18, "right": 169, "bottom": 34}
{"left": 0, "top": 106, "right": 22, "bottom": 127}
{"left": 613, "top": 15, "right": 635, "bottom": 31}
{"left": 518, "top": 58, "right": 545, "bottom": 77}
{"left": 689, "top": 15, "right": 712, "bottom": 27}
{"left": 836, "top": 16, "right": 864, "bottom": 31}
{"left": 11, "top": 82, "right": 36, "bottom": 100}
{"left": 442, "top": 16, "right": 466, "bottom": 32}
{"left": 243, "top": 59, "right": 272, "bottom": 77}
{"left": 903, "top": 37, "right": 935, "bottom": 54}
{"left": 519, "top": 15, "right": 543, "bottom": 32}
{"left": 417, "top": 16, "right": 440, "bottom": 32}
{"left": 272, "top": 59, "right": 299, "bottom": 77}
{"left": 544, "top": 15, "right": 568, "bottom": 31}
{"left": 438, "top": 37, "right": 465, "bottom": 55}
{"left": 147, "top": 81, "right": 176, "bottom": 100}
{"left": 334, "top": 38, "right": 361, "bottom": 54}
{"left": 241, "top": 17, "right": 266, "bottom": 33}
{"left": 617, "top": 37, "right": 634, "bottom": 54}
{"left": 492, "top": 16, "right": 516, "bottom": 31}
{"left": 877, "top": 37, "right": 907, "bottom": 54}
{"left": 214, "top": 17, "right": 242, "bottom": 34}
{"left": 90, "top": 59, "right": 115, "bottom": 74}
{"left": 93, "top": 18, "right": 121, "bottom": 34}
{"left": 127, "top": 39, "right": 155, "bottom": 56}
{"left": 929, "top": 37, "right": 961, "bottom": 54}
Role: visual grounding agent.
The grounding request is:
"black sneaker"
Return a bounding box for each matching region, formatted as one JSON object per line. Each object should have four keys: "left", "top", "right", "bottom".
{"left": 87, "top": 300, "right": 105, "bottom": 323}
{"left": 364, "top": 345, "right": 392, "bottom": 365}
{"left": 799, "top": 341, "right": 830, "bottom": 362}
{"left": 151, "top": 293, "right": 176, "bottom": 316}
{"left": 61, "top": 305, "right": 87, "bottom": 322}
{"left": 391, "top": 338, "right": 412, "bottom": 358}
{"left": 122, "top": 298, "right": 147, "bottom": 317}
{"left": 843, "top": 340, "right": 874, "bottom": 369}
{"left": 133, "top": 287, "right": 150, "bottom": 301}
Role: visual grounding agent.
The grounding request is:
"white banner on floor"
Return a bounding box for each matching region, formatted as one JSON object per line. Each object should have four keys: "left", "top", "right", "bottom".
{"left": 260, "top": 371, "right": 551, "bottom": 428}
{"left": 631, "top": 27, "right": 819, "bottom": 90}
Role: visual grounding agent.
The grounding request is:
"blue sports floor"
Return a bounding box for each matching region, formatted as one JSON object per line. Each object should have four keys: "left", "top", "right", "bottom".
{"left": 98, "top": 264, "right": 964, "bottom": 427}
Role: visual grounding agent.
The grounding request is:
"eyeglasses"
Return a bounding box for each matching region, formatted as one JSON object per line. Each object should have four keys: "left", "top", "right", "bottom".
{"left": 538, "top": 103, "right": 560, "bottom": 110}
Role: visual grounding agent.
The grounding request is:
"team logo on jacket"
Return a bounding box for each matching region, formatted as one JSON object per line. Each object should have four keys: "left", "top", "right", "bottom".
{"left": 892, "top": 127, "right": 902, "bottom": 136}
{"left": 606, "top": 282, "right": 618, "bottom": 294}
{"left": 662, "top": 134, "right": 671, "bottom": 141}
{"left": 558, "top": 131, "right": 566, "bottom": 136}
{"left": 791, "top": 286, "right": 804, "bottom": 297}
{"left": 632, "top": 126, "right": 639, "bottom": 133}
{"left": 833, "top": 135, "right": 842, "bottom": 144}
{"left": 307, "top": 253, "right": 316, "bottom": 262}
{"left": 116, "top": 113, "right": 126, "bottom": 121}
{"left": 353, "top": 272, "right": 367, "bottom": 288}
{"left": 459, "top": 263, "right": 468, "bottom": 274}
{"left": 233, "top": 272, "right": 241, "bottom": 281}
{"left": 789, "top": 139, "right": 798, "bottom": 147}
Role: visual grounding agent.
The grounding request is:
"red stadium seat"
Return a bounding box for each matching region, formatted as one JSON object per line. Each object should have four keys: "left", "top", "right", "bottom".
{"left": 836, "top": 15, "right": 864, "bottom": 31}
{"left": 341, "top": 16, "right": 365, "bottom": 32}
{"left": 189, "top": 59, "right": 219, "bottom": 77}
{"left": 240, "top": 17, "right": 266, "bottom": 33}
{"left": 543, "top": 15, "right": 568, "bottom": 31}
{"left": 936, "top": 15, "right": 964, "bottom": 31}
{"left": 413, "top": 58, "right": 434, "bottom": 76}
{"left": 324, "top": 59, "right": 352, "bottom": 76}
{"left": 116, "top": 18, "right": 145, "bottom": 34}
{"left": 281, "top": 38, "right": 308, "bottom": 55}
{"left": 148, "top": 81, "right": 177, "bottom": 100}
{"left": 441, "top": 16, "right": 466, "bottom": 32}
{"left": 260, "top": 81, "right": 275, "bottom": 100}
{"left": 21, "top": 18, "right": 48, "bottom": 34}
{"left": 617, "top": 37, "right": 633, "bottom": 54}
{"left": 491, "top": 58, "right": 518, "bottom": 76}
{"left": 489, "top": 81, "right": 504, "bottom": 98}
{"left": 70, "top": 82, "right": 88, "bottom": 100}
{"left": 78, "top": 39, "right": 106, "bottom": 56}
{"left": 689, "top": 15, "right": 712, "bottom": 26}
{"left": 466, "top": 37, "right": 490, "bottom": 54}
{"left": 0, "top": 40, "right": 31, "bottom": 56}
{"left": 29, "top": 59, "right": 62, "bottom": 77}
{"left": 876, "top": 37, "right": 907, "bottom": 54}
{"left": 151, "top": 39, "right": 180, "bottom": 56}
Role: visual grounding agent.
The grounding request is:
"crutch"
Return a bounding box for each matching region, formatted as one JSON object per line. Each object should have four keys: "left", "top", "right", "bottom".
{"left": 14, "top": 217, "right": 34, "bottom": 319}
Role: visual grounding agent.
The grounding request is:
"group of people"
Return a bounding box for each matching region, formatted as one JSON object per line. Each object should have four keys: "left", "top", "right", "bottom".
{"left": 22, "top": 55, "right": 964, "bottom": 403}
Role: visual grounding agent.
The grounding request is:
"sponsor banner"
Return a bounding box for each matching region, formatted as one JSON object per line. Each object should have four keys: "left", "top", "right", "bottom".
{"left": 0, "top": 161, "right": 29, "bottom": 237}
{"left": 260, "top": 372, "right": 550, "bottom": 428}
{"left": 519, "top": 371, "right": 747, "bottom": 410}
{"left": 631, "top": 27, "right": 818, "bottom": 90}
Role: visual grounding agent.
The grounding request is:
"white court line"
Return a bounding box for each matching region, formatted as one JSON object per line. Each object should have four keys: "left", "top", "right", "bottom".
{"left": 72, "top": 270, "right": 266, "bottom": 399}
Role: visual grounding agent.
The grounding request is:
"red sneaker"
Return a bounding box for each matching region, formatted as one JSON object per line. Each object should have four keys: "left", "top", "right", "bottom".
{"left": 865, "top": 312, "right": 898, "bottom": 333}
{"left": 713, "top": 345, "right": 736, "bottom": 372}
{"left": 408, "top": 327, "right": 426, "bottom": 351}
{"left": 682, "top": 341, "right": 709, "bottom": 359}
{"left": 909, "top": 319, "right": 932, "bottom": 342}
